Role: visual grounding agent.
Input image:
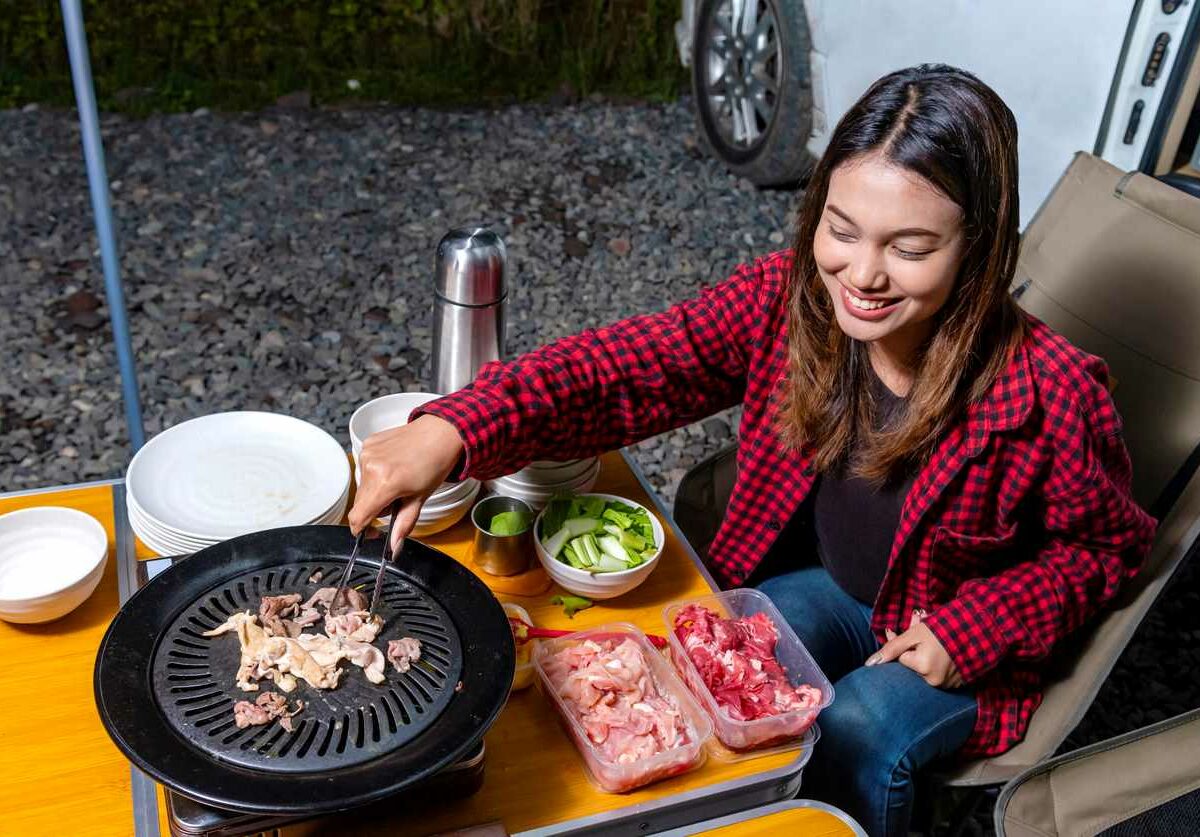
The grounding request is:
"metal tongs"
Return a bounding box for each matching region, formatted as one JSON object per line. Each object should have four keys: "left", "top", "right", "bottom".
{"left": 368, "top": 498, "right": 404, "bottom": 616}
{"left": 334, "top": 498, "right": 402, "bottom": 616}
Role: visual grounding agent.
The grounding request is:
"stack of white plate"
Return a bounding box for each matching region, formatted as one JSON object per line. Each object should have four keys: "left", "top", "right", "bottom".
{"left": 126, "top": 412, "right": 351, "bottom": 556}
{"left": 350, "top": 392, "right": 480, "bottom": 536}
{"left": 486, "top": 458, "right": 601, "bottom": 510}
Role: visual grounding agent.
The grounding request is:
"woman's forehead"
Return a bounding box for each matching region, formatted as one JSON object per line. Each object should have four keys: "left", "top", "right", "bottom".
{"left": 825, "top": 154, "right": 963, "bottom": 235}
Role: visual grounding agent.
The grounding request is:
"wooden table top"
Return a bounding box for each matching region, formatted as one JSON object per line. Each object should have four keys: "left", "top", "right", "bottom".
{"left": 695, "top": 806, "right": 857, "bottom": 836}
{"left": 0, "top": 452, "right": 824, "bottom": 836}
{"left": 0, "top": 483, "right": 132, "bottom": 837}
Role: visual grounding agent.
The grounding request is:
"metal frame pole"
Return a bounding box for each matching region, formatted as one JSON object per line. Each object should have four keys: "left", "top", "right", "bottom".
{"left": 60, "top": 0, "right": 146, "bottom": 452}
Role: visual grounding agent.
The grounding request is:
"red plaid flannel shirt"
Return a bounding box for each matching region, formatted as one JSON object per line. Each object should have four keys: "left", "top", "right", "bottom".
{"left": 416, "top": 250, "right": 1157, "bottom": 757}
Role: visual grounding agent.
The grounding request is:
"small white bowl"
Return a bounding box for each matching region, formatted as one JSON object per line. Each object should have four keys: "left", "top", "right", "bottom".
{"left": 0, "top": 507, "right": 109, "bottom": 623}
{"left": 349, "top": 391, "right": 440, "bottom": 452}
{"left": 532, "top": 493, "right": 664, "bottom": 600}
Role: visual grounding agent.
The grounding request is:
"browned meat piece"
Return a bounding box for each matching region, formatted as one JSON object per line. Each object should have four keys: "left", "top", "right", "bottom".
{"left": 301, "top": 585, "right": 368, "bottom": 619}
{"left": 387, "top": 637, "right": 422, "bottom": 673}
{"left": 301, "top": 587, "right": 337, "bottom": 610}
{"left": 233, "top": 692, "right": 287, "bottom": 728}
{"left": 259, "top": 594, "right": 302, "bottom": 637}
{"left": 233, "top": 691, "right": 305, "bottom": 730}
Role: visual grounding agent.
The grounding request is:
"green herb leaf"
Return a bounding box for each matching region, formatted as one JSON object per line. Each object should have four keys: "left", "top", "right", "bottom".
{"left": 550, "top": 594, "right": 593, "bottom": 618}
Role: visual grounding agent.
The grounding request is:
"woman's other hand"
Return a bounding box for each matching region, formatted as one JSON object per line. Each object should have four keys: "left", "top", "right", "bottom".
{"left": 865, "top": 609, "right": 964, "bottom": 689}
{"left": 347, "top": 414, "right": 465, "bottom": 550}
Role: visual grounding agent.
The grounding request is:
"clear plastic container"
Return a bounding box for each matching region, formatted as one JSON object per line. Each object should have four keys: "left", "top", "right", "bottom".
{"left": 663, "top": 589, "right": 834, "bottom": 754}
{"left": 532, "top": 622, "right": 713, "bottom": 793}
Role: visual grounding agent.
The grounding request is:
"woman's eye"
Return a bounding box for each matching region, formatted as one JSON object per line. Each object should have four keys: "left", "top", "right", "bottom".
{"left": 828, "top": 225, "right": 855, "bottom": 242}
{"left": 893, "top": 246, "right": 933, "bottom": 260}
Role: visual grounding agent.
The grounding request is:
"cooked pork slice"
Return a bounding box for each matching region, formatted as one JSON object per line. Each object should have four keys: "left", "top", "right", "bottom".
{"left": 387, "top": 637, "right": 422, "bottom": 673}
{"left": 202, "top": 610, "right": 258, "bottom": 638}
{"left": 259, "top": 593, "right": 302, "bottom": 637}
{"left": 204, "top": 612, "right": 271, "bottom": 692}
{"left": 257, "top": 636, "right": 344, "bottom": 690}
{"left": 339, "top": 638, "right": 387, "bottom": 684}
{"left": 324, "top": 611, "right": 384, "bottom": 643}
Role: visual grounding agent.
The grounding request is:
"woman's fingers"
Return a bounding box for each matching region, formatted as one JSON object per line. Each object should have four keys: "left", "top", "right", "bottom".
{"left": 865, "top": 627, "right": 919, "bottom": 666}
{"left": 389, "top": 496, "right": 423, "bottom": 552}
{"left": 348, "top": 415, "right": 465, "bottom": 536}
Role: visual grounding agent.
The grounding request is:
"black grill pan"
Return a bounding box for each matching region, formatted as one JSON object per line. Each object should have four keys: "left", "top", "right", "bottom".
{"left": 94, "top": 525, "right": 514, "bottom": 814}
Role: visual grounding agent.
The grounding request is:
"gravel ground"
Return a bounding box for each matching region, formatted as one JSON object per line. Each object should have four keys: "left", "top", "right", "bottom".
{"left": 0, "top": 98, "right": 768, "bottom": 501}
{"left": 1, "top": 99, "right": 1196, "bottom": 830}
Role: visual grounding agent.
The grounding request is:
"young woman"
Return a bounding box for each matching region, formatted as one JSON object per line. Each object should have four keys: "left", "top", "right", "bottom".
{"left": 349, "top": 65, "right": 1156, "bottom": 835}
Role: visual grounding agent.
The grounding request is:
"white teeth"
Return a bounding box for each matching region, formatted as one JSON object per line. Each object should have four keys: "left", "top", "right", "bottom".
{"left": 847, "top": 290, "right": 891, "bottom": 311}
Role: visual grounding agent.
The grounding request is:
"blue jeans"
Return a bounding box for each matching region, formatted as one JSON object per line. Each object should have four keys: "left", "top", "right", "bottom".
{"left": 757, "top": 567, "right": 977, "bottom": 837}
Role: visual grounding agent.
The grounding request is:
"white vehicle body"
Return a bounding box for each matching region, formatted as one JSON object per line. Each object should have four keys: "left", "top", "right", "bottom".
{"left": 677, "top": 1, "right": 1200, "bottom": 227}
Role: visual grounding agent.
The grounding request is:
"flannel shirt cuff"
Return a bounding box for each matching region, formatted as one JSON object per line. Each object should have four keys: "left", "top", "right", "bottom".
{"left": 923, "top": 594, "right": 1011, "bottom": 684}
{"left": 412, "top": 389, "right": 509, "bottom": 481}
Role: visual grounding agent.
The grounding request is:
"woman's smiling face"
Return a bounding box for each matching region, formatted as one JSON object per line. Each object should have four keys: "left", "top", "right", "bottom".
{"left": 813, "top": 152, "right": 967, "bottom": 362}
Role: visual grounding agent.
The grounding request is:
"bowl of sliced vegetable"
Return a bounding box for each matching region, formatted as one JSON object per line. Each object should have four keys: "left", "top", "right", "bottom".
{"left": 533, "top": 493, "right": 665, "bottom": 600}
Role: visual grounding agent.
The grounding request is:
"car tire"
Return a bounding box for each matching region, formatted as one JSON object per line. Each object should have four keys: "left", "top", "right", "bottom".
{"left": 691, "top": 0, "right": 813, "bottom": 187}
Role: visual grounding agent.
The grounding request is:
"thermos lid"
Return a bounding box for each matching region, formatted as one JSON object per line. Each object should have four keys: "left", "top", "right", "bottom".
{"left": 434, "top": 227, "right": 507, "bottom": 306}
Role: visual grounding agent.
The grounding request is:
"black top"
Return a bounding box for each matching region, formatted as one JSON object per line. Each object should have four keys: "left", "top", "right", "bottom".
{"left": 755, "top": 367, "right": 915, "bottom": 603}
{"left": 814, "top": 369, "right": 914, "bottom": 604}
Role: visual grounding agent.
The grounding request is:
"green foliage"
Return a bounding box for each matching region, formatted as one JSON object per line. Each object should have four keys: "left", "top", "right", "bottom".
{"left": 0, "top": 0, "right": 686, "bottom": 113}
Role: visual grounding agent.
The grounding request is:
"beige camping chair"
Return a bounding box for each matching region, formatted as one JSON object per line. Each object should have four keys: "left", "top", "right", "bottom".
{"left": 671, "top": 153, "right": 1200, "bottom": 833}
{"left": 993, "top": 707, "right": 1200, "bottom": 837}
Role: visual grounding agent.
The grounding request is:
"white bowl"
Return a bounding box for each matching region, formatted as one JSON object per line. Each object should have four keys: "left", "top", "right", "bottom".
{"left": 508, "top": 458, "right": 598, "bottom": 483}
{"left": 349, "top": 392, "right": 440, "bottom": 452}
{"left": 411, "top": 488, "right": 478, "bottom": 537}
{"left": 488, "top": 462, "right": 601, "bottom": 510}
{"left": 494, "top": 459, "right": 599, "bottom": 490}
{"left": 532, "top": 493, "right": 664, "bottom": 600}
{"left": 0, "top": 507, "right": 109, "bottom": 623}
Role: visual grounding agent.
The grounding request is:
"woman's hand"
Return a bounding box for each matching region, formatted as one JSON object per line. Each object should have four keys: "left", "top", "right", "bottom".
{"left": 347, "top": 414, "right": 465, "bottom": 550}
{"left": 865, "top": 609, "right": 964, "bottom": 689}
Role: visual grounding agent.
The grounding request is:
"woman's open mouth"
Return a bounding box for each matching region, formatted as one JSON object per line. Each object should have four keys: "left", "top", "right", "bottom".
{"left": 841, "top": 286, "right": 902, "bottom": 322}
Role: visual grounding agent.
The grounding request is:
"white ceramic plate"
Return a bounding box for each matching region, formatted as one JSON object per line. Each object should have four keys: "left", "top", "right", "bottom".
{"left": 126, "top": 412, "right": 350, "bottom": 541}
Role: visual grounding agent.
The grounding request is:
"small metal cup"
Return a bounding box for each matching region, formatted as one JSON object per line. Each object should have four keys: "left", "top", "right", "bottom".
{"left": 469, "top": 495, "right": 534, "bottom": 577}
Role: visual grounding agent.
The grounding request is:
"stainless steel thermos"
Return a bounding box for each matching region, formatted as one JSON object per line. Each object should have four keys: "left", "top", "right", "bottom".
{"left": 431, "top": 227, "right": 507, "bottom": 394}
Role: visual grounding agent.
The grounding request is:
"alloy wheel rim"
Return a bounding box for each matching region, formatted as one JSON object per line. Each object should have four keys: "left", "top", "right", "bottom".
{"left": 701, "top": 0, "right": 783, "bottom": 151}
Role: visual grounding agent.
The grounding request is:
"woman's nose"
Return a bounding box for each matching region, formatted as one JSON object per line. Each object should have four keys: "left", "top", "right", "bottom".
{"left": 846, "top": 251, "right": 888, "bottom": 292}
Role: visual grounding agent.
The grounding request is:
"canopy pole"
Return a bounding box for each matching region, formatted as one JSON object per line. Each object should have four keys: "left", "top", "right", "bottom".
{"left": 60, "top": 0, "right": 146, "bottom": 451}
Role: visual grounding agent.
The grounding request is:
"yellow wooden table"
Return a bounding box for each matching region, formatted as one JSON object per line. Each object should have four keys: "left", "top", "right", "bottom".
{"left": 680, "top": 800, "right": 862, "bottom": 836}
{"left": 0, "top": 452, "right": 856, "bottom": 837}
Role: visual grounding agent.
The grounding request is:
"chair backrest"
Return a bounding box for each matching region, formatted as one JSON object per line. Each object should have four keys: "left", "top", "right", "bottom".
{"left": 995, "top": 707, "right": 1200, "bottom": 837}
{"left": 943, "top": 153, "right": 1200, "bottom": 786}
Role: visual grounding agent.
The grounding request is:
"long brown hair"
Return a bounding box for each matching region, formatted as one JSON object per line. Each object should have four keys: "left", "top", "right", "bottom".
{"left": 778, "top": 64, "right": 1027, "bottom": 483}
